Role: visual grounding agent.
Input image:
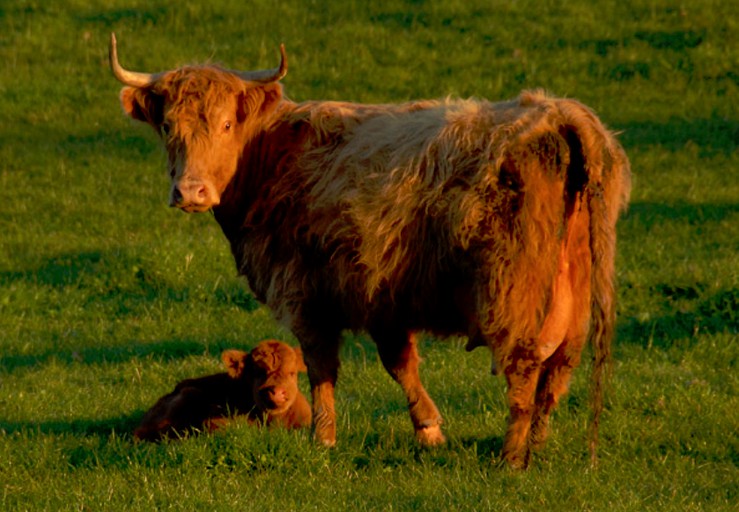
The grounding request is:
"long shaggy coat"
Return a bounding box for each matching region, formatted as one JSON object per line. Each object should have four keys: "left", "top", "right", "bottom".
{"left": 112, "top": 38, "right": 630, "bottom": 467}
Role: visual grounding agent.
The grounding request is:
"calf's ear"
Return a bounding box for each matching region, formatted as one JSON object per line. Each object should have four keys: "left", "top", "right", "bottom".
{"left": 221, "top": 349, "right": 249, "bottom": 378}
{"left": 293, "top": 347, "right": 308, "bottom": 373}
{"left": 120, "top": 87, "right": 164, "bottom": 126}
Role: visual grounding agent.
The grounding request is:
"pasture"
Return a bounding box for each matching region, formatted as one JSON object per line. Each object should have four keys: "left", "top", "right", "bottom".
{"left": 1, "top": 0, "right": 737, "bottom": 509}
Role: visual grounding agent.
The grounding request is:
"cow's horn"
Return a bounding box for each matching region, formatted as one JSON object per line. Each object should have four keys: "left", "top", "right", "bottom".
{"left": 234, "top": 44, "right": 288, "bottom": 83}
{"left": 109, "top": 33, "right": 156, "bottom": 88}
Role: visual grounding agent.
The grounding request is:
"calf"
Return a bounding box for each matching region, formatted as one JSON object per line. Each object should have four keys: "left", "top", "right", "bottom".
{"left": 134, "top": 340, "right": 311, "bottom": 441}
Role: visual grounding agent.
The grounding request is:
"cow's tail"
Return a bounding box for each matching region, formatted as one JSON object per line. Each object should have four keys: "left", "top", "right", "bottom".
{"left": 558, "top": 100, "right": 631, "bottom": 465}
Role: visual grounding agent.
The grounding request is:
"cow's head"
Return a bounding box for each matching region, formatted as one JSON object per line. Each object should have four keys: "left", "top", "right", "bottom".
{"left": 110, "top": 33, "right": 286, "bottom": 212}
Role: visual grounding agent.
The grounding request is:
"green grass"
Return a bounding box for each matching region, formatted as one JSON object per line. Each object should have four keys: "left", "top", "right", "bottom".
{"left": 1, "top": 0, "right": 737, "bottom": 510}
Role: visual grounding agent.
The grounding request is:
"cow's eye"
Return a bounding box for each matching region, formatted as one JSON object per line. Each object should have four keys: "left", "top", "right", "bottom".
{"left": 224, "top": 121, "right": 232, "bottom": 132}
{"left": 161, "top": 123, "right": 171, "bottom": 136}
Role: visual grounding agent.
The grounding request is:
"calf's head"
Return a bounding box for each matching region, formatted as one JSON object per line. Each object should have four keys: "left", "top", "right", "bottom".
{"left": 109, "top": 33, "right": 286, "bottom": 212}
{"left": 224, "top": 340, "right": 307, "bottom": 417}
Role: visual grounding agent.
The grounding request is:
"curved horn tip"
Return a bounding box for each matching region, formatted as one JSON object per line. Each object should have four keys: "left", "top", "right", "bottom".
{"left": 109, "top": 32, "right": 117, "bottom": 61}
{"left": 277, "top": 43, "right": 288, "bottom": 79}
{"left": 108, "top": 32, "right": 156, "bottom": 88}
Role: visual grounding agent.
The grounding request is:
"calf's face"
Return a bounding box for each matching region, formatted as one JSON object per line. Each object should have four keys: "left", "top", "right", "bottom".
{"left": 224, "top": 340, "right": 307, "bottom": 416}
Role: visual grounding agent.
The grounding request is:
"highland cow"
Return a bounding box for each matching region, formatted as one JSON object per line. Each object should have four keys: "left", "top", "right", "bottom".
{"left": 111, "top": 34, "right": 630, "bottom": 467}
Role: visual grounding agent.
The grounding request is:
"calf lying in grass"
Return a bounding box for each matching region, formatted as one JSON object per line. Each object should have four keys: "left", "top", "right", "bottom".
{"left": 134, "top": 340, "right": 311, "bottom": 441}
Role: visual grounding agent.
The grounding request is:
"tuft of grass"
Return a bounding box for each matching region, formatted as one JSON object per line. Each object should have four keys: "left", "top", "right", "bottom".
{"left": 1, "top": 0, "right": 737, "bottom": 510}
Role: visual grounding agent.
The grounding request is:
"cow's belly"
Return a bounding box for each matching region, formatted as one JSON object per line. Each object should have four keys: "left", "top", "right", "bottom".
{"left": 360, "top": 275, "right": 475, "bottom": 338}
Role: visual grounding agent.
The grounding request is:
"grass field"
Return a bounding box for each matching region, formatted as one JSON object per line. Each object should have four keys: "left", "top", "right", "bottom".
{"left": 1, "top": 0, "right": 737, "bottom": 510}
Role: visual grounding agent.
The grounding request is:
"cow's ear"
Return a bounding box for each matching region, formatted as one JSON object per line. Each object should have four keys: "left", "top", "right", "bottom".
{"left": 120, "top": 87, "right": 164, "bottom": 126}
{"left": 293, "top": 346, "right": 308, "bottom": 373}
{"left": 221, "top": 349, "right": 249, "bottom": 378}
{"left": 259, "top": 82, "right": 283, "bottom": 115}
{"left": 237, "top": 82, "right": 283, "bottom": 122}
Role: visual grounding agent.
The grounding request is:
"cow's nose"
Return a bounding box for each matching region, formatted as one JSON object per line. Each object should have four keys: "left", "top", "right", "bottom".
{"left": 169, "top": 185, "right": 183, "bottom": 207}
{"left": 194, "top": 184, "right": 208, "bottom": 201}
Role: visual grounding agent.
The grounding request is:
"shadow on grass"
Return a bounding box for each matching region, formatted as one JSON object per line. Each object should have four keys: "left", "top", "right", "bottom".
{"left": 1, "top": 249, "right": 261, "bottom": 371}
{"left": 75, "top": 5, "right": 168, "bottom": 27}
{"left": 618, "top": 200, "right": 738, "bottom": 347}
{"left": 459, "top": 435, "right": 505, "bottom": 464}
{"left": 575, "top": 29, "right": 706, "bottom": 56}
{"left": 350, "top": 429, "right": 505, "bottom": 471}
{"left": 2, "top": 251, "right": 105, "bottom": 288}
{"left": 1, "top": 250, "right": 259, "bottom": 312}
{"left": 624, "top": 201, "right": 739, "bottom": 230}
{"left": 0, "top": 414, "right": 140, "bottom": 439}
{"left": 617, "top": 116, "right": 738, "bottom": 156}
{"left": 618, "top": 286, "right": 738, "bottom": 349}
{"left": 0, "top": 338, "right": 215, "bottom": 373}
{"left": 1, "top": 415, "right": 193, "bottom": 471}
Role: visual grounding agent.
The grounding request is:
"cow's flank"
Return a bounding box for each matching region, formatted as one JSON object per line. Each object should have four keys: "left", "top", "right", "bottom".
{"left": 112, "top": 34, "right": 630, "bottom": 467}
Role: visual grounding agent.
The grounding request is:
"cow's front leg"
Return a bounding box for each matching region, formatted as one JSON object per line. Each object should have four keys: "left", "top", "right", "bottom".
{"left": 502, "top": 340, "right": 542, "bottom": 469}
{"left": 298, "top": 329, "right": 342, "bottom": 447}
{"left": 372, "top": 329, "right": 445, "bottom": 446}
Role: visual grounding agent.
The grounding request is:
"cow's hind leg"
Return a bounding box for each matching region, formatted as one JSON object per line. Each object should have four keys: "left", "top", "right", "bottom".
{"left": 529, "top": 341, "right": 584, "bottom": 451}
{"left": 531, "top": 197, "right": 592, "bottom": 452}
{"left": 372, "top": 329, "right": 445, "bottom": 446}
{"left": 501, "top": 341, "right": 542, "bottom": 469}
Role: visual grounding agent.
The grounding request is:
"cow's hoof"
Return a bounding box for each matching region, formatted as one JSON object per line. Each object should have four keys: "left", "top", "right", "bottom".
{"left": 313, "top": 428, "right": 336, "bottom": 448}
{"left": 416, "top": 424, "right": 446, "bottom": 447}
{"left": 501, "top": 448, "right": 530, "bottom": 470}
{"left": 313, "top": 436, "right": 336, "bottom": 448}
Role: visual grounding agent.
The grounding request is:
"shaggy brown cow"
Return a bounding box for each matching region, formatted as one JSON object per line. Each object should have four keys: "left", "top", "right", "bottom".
{"left": 111, "top": 34, "right": 630, "bottom": 467}
{"left": 134, "top": 340, "right": 311, "bottom": 441}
